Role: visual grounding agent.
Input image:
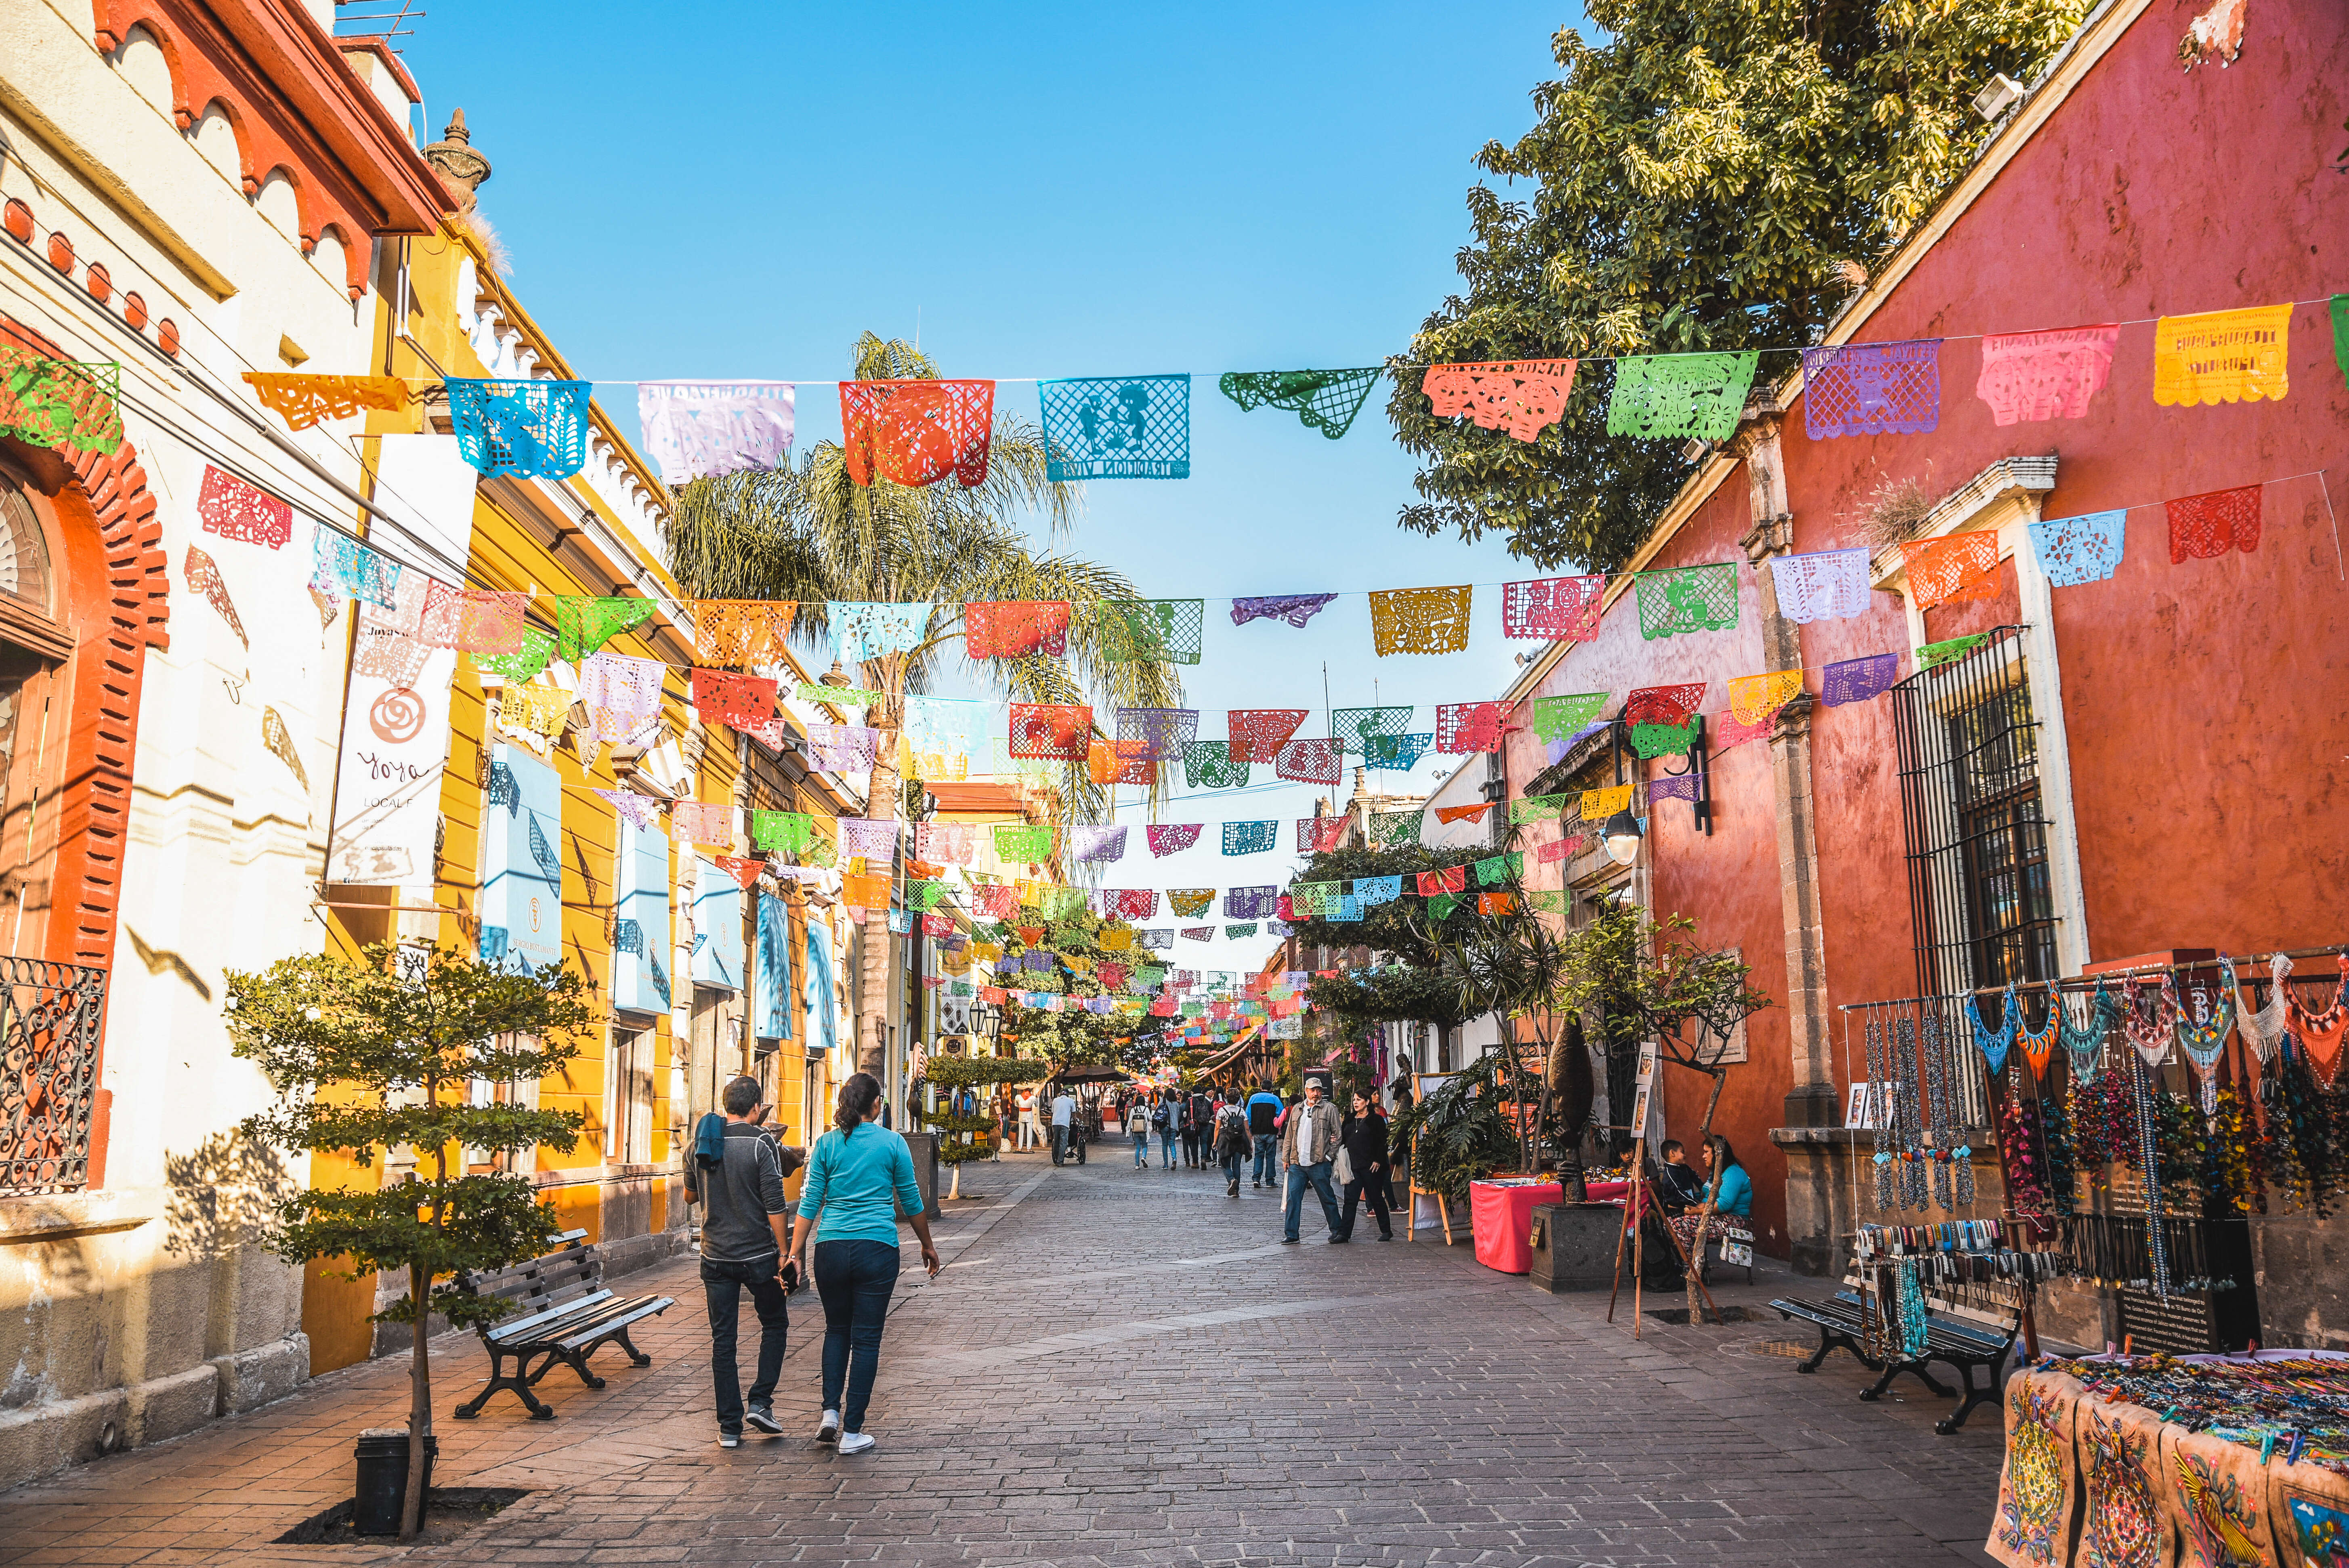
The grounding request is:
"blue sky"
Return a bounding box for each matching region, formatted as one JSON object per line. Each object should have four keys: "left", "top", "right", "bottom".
{"left": 389, "top": 2, "right": 1587, "bottom": 972}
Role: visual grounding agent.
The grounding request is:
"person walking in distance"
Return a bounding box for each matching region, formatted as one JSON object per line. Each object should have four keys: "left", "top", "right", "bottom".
{"left": 1213, "top": 1091, "right": 1253, "bottom": 1196}
{"left": 787, "top": 1073, "right": 938, "bottom": 1455}
{"left": 1130, "top": 1092, "right": 1152, "bottom": 1169}
{"left": 1246, "top": 1081, "right": 1284, "bottom": 1189}
{"left": 1336, "top": 1087, "right": 1395, "bottom": 1241}
{"left": 1153, "top": 1090, "right": 1179, "bottom": 1169}
{"left": 1017, "top": 1085, "right": 1039, "bottom": 1152}
{"left": 1278, "top": 1079, "right": 1347, "bottom": 1244}
{"left": 682, "top": 1075, "right": 794, "bottom": 1449}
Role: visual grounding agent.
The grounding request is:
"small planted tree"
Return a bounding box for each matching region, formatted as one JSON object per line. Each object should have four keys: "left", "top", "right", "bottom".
{"left": 226, "top": 944, "right": 593, "bottom": 1543}
{"left": 919, "top": 1054, "right": 1049, "bottom": 1196}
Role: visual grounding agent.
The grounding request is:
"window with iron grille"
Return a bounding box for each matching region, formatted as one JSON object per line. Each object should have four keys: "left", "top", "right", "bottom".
{"left": 1891, "top": 625, "right": 2058, "bottom": 1001}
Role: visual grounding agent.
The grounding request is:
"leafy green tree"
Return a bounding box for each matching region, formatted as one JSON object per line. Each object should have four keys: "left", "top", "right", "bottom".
{"left": 225, "top": 946, "right": 594, "bottom": 1543}
{"left": 1389, "top": 0, "right": 2088, "bottom": 571}
{"left": 1286, "top": 838, "right": 1490, "bottom": 1036}
{"left": 1388, "top": 1047, "right": 1525, "bottom": 1209}
{"left": 916, "top": 1055, "right": 1049, "bottom": 1194}
{"left": 664, "top": 333, "right": 1184, "bottom": 1073}
{"left": 987, "top": 913, "right": 1150, "bottom": 1068}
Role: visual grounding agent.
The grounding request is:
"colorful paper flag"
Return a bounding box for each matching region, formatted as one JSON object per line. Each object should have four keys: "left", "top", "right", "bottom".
{"left": 1605, "top": 352, "right": 1759, "bottom": 442}
{"left": 1800, "top": 339, "right": 1940, "bottom": 438}
{"left": 2152, "top": 305, "right": 2291, "bottom": 407}
{"left": 841, "top": 378, "right": 994, "bottom": 487}
{"left": 1421, "top": 359, "right": 1577, "bottom": 442}
{"left": 1975, "top": 325, "right": 2120, "bottom": 425}
{"left": 1633, "top": 563, "right": 1738, "bottom": 639}
{"left": 1368, "top": 584, "right": 1473, "bottom": 656}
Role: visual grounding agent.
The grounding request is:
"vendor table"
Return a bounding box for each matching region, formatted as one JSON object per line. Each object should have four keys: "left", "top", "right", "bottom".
{"left": 1470, "top": 1179, "right": 1563, "bottom": 1273}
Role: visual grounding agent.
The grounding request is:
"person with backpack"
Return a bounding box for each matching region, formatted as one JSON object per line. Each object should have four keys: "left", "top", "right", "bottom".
{"left": 1246, "top": 1082, "right": 1285, "bottom": 1189}
{"left": 1129, "top": 1090, "right": 1152, "bottom": 1168}
{"left": 682, "top": 1075, "right": 794, "bottom": 1448}
{"left": 1151, "top": 1090, "right": 1178, "bottom": 1169}
{"left": 1213, "top": 1092, "right": 1253, "bottom": 1196}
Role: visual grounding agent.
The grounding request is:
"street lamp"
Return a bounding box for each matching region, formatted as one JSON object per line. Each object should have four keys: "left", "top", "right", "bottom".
{"left": 1602, "top": 809, "right": 1644, "bottom": 867}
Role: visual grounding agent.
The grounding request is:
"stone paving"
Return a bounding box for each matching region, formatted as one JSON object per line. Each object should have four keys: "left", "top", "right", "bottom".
{"left": 0, "top": 1151, "right": 2008, "bottom": 1566}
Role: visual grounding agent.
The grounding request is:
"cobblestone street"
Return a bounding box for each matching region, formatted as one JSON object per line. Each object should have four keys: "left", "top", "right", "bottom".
{"left": 0, "top": 1155, "right": 2005, "bottom": 1567}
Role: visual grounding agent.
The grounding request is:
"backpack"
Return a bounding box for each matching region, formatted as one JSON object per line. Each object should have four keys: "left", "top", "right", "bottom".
{"left": 1151, "top": 1101, "right": 1171, "bottom": 1130}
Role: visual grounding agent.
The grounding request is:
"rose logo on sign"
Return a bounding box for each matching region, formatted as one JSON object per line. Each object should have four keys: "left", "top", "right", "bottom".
{"left": 369, "top": 686, "right": 426, "bottom": 743}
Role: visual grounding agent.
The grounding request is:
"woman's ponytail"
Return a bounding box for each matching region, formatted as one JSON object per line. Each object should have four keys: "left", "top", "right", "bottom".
{"left": 833, "top": 1071, "right": 882, "bottom": 1135}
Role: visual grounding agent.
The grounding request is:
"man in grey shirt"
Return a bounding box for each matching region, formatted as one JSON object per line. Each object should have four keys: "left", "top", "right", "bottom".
{"left": 683, "top": 1075, "right": 793, "bottom": 1446}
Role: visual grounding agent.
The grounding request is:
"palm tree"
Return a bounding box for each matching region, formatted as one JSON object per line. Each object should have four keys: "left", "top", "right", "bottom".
{"left": 664, "top": 333, "right": 1184, "bottom": 1072}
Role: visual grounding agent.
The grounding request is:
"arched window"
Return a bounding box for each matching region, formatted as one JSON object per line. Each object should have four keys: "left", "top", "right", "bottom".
{"left": 0, "top": 471, "right": 73, "bottom": 961}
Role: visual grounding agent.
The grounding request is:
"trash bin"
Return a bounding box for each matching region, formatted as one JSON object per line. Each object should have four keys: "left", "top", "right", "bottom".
{"left": 352, "top": 1428, "right": 437, "bottom": 1536}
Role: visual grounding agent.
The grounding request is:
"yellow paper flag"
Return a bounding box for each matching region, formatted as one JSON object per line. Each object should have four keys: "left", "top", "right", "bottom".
{"left": 2153, "top": 304, "right": 2291, "bottom": 407}
{"left": 1580, "top": 783, "right": 1633, "bottom": 821}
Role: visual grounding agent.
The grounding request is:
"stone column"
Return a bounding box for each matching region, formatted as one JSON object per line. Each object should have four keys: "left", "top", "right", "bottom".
{"left": 1730, "top": 413, "right": 1838, "bottom": 1131}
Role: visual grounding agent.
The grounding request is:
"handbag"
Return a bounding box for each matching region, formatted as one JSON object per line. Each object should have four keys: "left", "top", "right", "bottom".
{"left": 1334, "top": 1144, "right": 1355, "bottom": 1186}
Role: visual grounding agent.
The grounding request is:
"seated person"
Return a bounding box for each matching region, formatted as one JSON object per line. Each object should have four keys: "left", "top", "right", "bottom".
{"left": 1701, "top": 1136, "right": 1753, "bottom": 1219}
{"left": 1653, "top": 1139, "right": 1708, "bottom": 1213}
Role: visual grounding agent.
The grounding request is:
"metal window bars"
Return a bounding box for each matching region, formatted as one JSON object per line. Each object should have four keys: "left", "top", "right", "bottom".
{"left": 0, "top": 956, "right": 109, "bottom": 1195}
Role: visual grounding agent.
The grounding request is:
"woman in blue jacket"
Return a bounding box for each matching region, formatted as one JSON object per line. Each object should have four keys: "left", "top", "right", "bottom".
{"left": 1701, "top": 1135, "right": 1754, "bottom": 1218}
{"left": 786, "top": 1073, "right": 938, "bottom": 1455}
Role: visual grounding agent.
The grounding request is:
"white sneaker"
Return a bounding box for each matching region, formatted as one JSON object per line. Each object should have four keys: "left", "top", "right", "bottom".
{"left": 836, "top": 1431, "right": 875, "bottom": 1455}
{"left": 816, "top": 1409, "right": 840, "bottom": 1443}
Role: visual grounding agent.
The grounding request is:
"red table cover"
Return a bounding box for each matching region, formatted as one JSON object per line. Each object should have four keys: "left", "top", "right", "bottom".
{"left": 1469, "top": 1180, "right": 1564, "bottom": 1274}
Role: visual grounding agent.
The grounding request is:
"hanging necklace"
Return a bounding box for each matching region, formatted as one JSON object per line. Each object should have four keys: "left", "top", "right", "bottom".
{"left": 2122, "top": 975, "right": 2173, "bottom": 1070}
{"left": 2128, "top": 1050, "right": 2170, "bottom": 1298}
{"left": 2287, "top": 955, "right": 2349, "bottom": 1091}
{"left": 1967, "top": 985, "right": 2018, "bottom": 1076}
{"left": 2058, "top": 982, "right": 2117, "bottom": 1084}
{"left": 2165, "top": 959, "right": 2236, "bottom": 1115}
{"left": 1893, "top": 1010, "right": 1927, "bottom": 1211}
{"left": 1921, "top": 1006, "right": 1955, "bottom": 1210}
{"left": 2235, "top": 953, "right": 2292, "bottom": 1064}
{"left": 1866, "top": 1007, "right": 1895, "bottom": 1211}
{"left": 2016, "top": 987, "right": 2060, "bottom": 1084}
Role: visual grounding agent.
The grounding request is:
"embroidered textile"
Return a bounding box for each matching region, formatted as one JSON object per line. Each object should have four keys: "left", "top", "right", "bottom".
{"left": 1604, "top": 352, "right": 1759, "bottom": 442}
{"left": 1116, "top": 706, "right": 1198, "bottom": 762}
{"left": 1222, "top": 821, "right": 1276, "bottom": 856}
{"left": 448, "top": 379, "right": 591, "bottom": 479}
{"left": 1581, "top": 784, "right": 1633, "bottom": 821}
{"left": 672, "top": 802, "right": 734, "bottom": 846}
{"left": 594, "top": 789, "right": 661, "bottom": 833}
{"left": 1509, "top": 794, "right": 1571, "bottom": 823}
{"left": 1230, "top": 594, "right": 1338, "bottom": 628}
{"left": 1039, "top": 374, "right": 1190, "bottom": 479}
{"left": 1071, "top": 825, "right": 1127, "bottom": 863}
{"left": 1228, "top": 709, "right": 1308, "bottom": 764}
{"left": 1473, "top": 852, "right": 1522, "bottom": 886}
{"left": 2153, "top": 304, "right": 2292, "bottom": 406}
{"left": 1369, "top": 584, "right": 1473, "bottom": 656}
{"left": 1900, "top": 531, "right": 2001, "bottom": 609}
{"left": 1634, "top": 563, "right": 1738, "bottom": 638}
{"left": 2029, "top": 509, "right": 2128, "bottom": 586}
{"left": 183, "top": 546, "right": 246, "bottom": 647}
{"left": 1009, "top": 703, "right": 1090, "bottom": 760}
{"left": 1224, "top": 887, "right": 1277, "bottom": 920}
{"left": 311, "top": 529, "right": 401, "bottom": 608}
{"left": 638, "top": 381, "right": 793, "bottom": 483}
{"left": 1369, "top": 810, "right": 1419, "bottom": 848}
{"left": 1297, "top": 817, "right": 1348, "bottom": 854}
{"left": 1916, "top": 634, "right": 1987, "bottom": 671}
{"left": 1169, "top": 889, "right": 1215, "bottom": 918}
{"left": 690, "top": 668, "right": 777, "bottom": 728}
{"left": 1435, "top": 701, "right": 1512, "bottom": 755}
{"left": 1625, "top": 683, "right": 1707, "bottom": 727}
{"left": 840, "top": 378, "right": 995, "bottom": 487}
{"left": 1632, "top": 720, "right": 1701, "bottom": 757}
{"left": 556, "top": 596, "right": 656, "bottom": 662}
{"left": 416, "top": 585, "right": 525, "bottom": 654}
{"left": 1182, "top": 741, "right": 1249, "bottom": 789}
{"left": 2234, "top": 953, "right": 2292, "bottom": 1064}
{"left": 1527, "top": 693, "right": 1610, "bottom": 742}
{"left": 1275, "top": 737, "right": 1341, "bottom": 784}
{"left": 243, "top": 372, "right": 410, "bottom": 432}
{"left": 966, "top": 600, "right": 1071, "bottom": 658}
{"left": 1434, "top": 804, "right": 1491, "bottom": 825}
{"left": 806, "top": 722, "right": 880, "bottom": 772}
{"left": 478, "top": 623, "right": 556, "bottom": 682}
{"left": 1218, "top": 368, "right": 1382, "bottom": 439}
{"left": 993, "top": 824, "right": 1054, "bottom": 865}
{"left": 1416, "top": 865, "right": 1467, "bottom": 898}
{"left": 1770, "top": 549, "right": 1871, "bottom": 623}
{"left": 1501, "top": 575, "right": 1605, "bottom": 640}
{"left": 1093, "top": 598, "right": 1204, "bottom": 665}
{"left": 1821, "top": 653, "right": 1900, "bottom": 705}
{"left": 197, "top": 464, "right": 292, "bottom": 550}
{"left": 1148, "top": 823, "right": 1204, "bottom": 856}
{"left": 0, "top": 348, "right": 121, "bottom": 455}
{"left": 2166, "top": 486, "right": 2261, "bottom": 563}
{"left": 1329, "top": 706, "right": 1413, "bottom": 755}
{"left": 1976, "top": 325, "right": 2121, "bottom": 425}
{"left": 1648, "top": 773, "right": 1702, "bottom": 804}
{"left": 1801, "top": 339, "right": 1941, "bottom": 438}
{"left": 498, "top": 682, "right": 572, "bottom": 738}
{"left": 1729, "top": 670, "right": 1804, "bottom": 727}
{"left": 1421, "top": 359, "right": 1578, "bottom": 442}
{"left": 579, "top": 652, "right": 665, "bottom": 719}
{"left": 1537, "top": 835, "right": 1583, "bottom": 864}
{"left": 1365, "top": 732, "right": 1433, "bottom": 770}
{"left": 686, "top": 600, "right": 794, "bottom": 668}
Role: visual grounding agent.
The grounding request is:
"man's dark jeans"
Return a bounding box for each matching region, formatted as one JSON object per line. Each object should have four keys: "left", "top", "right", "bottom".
{"left": 814, "top": 1238, "right": 901, "bottom": 1432}
{"left": 1251, "top": 1133, "right": 1277, "bottom": 1184}
{"left": 701, "top": 1254, "right": 788, "bottom": 1434}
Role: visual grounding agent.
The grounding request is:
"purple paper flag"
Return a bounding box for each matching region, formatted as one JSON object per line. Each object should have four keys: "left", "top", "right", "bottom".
{"left": 1231, "top": 594, "right": 1339, "bottom": 629}
{"left": 1820, "top": 653, "right": 1900, "bottom": 706}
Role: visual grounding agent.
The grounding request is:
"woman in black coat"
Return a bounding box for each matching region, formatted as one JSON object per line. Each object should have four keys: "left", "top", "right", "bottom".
{"left": 1337, "top": 1088, "right": 1394, "bottom": 1241}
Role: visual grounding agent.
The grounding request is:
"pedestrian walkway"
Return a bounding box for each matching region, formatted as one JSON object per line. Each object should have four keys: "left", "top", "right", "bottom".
{"left": 0, "top": 1154, "right": 2002, "bottom": 1566}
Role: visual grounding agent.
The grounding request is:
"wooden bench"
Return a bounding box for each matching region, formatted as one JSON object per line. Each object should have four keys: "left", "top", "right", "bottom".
{"left": 1769, "top": 1278, "right": 2021, "bottom": 1435}
{"left": 452, "top": 1230, "right": 674, "bottom": 1420}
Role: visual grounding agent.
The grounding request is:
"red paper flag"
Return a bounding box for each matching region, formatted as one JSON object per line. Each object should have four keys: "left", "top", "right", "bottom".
{"left": 691, "top": 668, "right": 779, "bottom": 728}
{"left": 715, "top": 854, "right": 765, "bottom": 891}
{"left": 1415, "top": 865, "right": 1467, "bottom": 896}
{"left": 1624, "top": 683, "right": 1708, "bottom": 728}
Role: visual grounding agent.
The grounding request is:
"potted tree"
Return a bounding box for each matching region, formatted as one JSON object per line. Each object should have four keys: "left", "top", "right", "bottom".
{"left": 225, "top": 943, "right": 593, "bottom": 1543}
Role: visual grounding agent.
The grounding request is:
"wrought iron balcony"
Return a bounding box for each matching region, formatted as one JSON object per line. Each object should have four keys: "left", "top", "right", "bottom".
{"left": 0, "top": 956, "right": 108, "bottom": 1195}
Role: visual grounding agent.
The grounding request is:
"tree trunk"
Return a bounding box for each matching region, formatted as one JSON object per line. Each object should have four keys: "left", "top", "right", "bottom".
{"left": 854, "top": 682, "right": 905, "bottom": 1081}
{"left": 401, "top": 1259, "right": 429, "bottom": 1543}
{"left": 1683, "top": 1060, "right": 1728, "bottom": 1327}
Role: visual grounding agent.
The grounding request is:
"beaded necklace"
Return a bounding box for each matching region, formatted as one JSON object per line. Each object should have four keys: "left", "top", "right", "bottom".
{"left": 1921, "top": 1007, "right": 1956, "bottom": 1209}
{"left": 2121, "top": 975, "right": 2173, "bottom": 1070}
{"left": 1893, "top": 1011, "right": 1927, "bottom": 1210}
{"left": 1967, "top": 984, "right": 2017, "bottom": 1075}
{"left": 1865, "top": 1008, "right": 1895, "bottom": 1210}
{"left": 2164, "top": 958, "right": 2236, "bottom": 1114}
{"left": 2127, "top": 1050, "right": 2171, "bottom": 1297}
{"left": 2015, "top": 989, "right": 2060, "bottom": 1084}
{"left": 2058, "top": 982, "right": 2118, "bottom": 1083}
{"left": 2234, "top": 953, "right": 2292, "bottom": 1064}
{"left": 1892, "top": 1261, "right": 1930, "bottom": 1359}
{"left": 2286, "top": 955, "right": 2349, "bottom": 1091}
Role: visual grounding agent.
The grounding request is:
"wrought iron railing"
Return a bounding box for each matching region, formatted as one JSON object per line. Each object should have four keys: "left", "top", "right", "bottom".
{"left": 0, "top": 956, "right": 108, "bottom": 1194}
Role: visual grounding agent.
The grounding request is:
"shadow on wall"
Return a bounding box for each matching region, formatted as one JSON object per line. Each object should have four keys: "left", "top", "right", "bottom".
{"left": 163, "top": 1132, "right": 290, "bottom": 1264}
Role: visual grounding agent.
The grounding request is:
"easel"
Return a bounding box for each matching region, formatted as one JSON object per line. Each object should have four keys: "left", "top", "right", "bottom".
{"left": 1408, "top": 1071, "right": 1453, "bottom": 1243}
{"left": 1600, "top": 1050, "right": 1723, "bottom": 1337}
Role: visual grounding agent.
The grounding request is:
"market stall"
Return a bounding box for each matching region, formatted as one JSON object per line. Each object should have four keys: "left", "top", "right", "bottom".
{"left": 1469, "top": 1177, "right": 1562, "bottom": 1273}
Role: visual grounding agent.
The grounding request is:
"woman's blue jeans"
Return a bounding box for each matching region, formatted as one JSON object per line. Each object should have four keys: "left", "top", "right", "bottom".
{"left": 813, "top": 1238, "right": 901, "bottom": 1432}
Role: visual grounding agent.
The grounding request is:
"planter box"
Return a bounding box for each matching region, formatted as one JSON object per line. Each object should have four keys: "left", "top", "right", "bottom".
{"left": 1528, "top": 1203, "right": 1624, "bottom": 1293}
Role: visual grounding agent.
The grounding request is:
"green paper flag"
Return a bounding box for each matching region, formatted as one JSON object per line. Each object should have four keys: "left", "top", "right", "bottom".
{"left": 1219, "top": 368, "right": 1384, "bottom": 439}
{"left": 1509, "top": 795, "right": 1572, "bottom": 823}
{"left": 1633, "top": 563, "right": 1739, "bottom": 640}
{"left": 1631, "top": 720, "right": 1702, "bottom": 758}
{"left": 1605, "top": 351, "right": 1761, "bottom": 443}
{"left": 1473, "top": 852, "right": 1523, "bottom": 886}
{"left": 1528, "top": 692, "right": 1610, "bottom": 741}
{"left": 1917, "top": 634, "right": 1989, "bottom": 671}
{"left": 2332, "top": 295, "right": 2349, "bottom": 392}
{"left": 754, "top": 810, "right": 814, "bottom": 854}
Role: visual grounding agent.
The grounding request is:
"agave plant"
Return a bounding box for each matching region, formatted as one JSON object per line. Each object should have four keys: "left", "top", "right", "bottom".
{"left": 663, "top": 333, "right": 1184, "bottom": 1070}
